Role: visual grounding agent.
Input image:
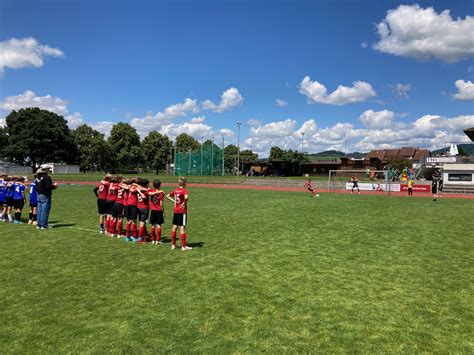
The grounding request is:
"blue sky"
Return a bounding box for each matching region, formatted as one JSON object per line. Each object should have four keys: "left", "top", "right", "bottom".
{"left": 1, "top": 0, "right": 473, "bottom": 156}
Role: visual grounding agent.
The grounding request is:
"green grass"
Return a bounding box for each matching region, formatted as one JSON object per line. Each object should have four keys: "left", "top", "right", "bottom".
{"left": 1, "top": 186, "right": 473, "bottom": 352}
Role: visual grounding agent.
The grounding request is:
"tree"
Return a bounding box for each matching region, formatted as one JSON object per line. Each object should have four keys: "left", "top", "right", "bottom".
{"left": 3, "top": 108, "right": 77, "bottom": 171}
{"left": 386, "top": 156, "right": 411, "bottom": 172}
{"left": 239, "top": 149, "right": 258, "bottom": 163}
{"left": 142, "top": 131, "right": 172, "bottom": 174}
{"left": 224, "top": 144, "right": 238, "bottom": 170}
{"left": 72, "top": 124, "right": 111, "bottom": 172}
{"left": 282, "top": 149, "right": 309, "bottom": 163}
{"left": 269, "top": 146, "right": 284, "bottom": 160}
{"left": 108, "top": 123, "right": 143, "bottom": 171}
{"left": 175, "top": 133, "right": 199, "bottom": 152}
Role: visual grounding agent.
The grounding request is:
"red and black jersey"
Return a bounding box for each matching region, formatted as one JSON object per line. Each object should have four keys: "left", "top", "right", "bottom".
{"left": 97, "top": 181, "right": 110, "bottom": 200}
{"left": 127, "top": 186, "right": 138, "bottom": 206}
{"left": 168, "top": 187, "right": 188, "bottom": 214}
{"left": 116, "top": 186, "right": 126, "bottom": 204}
{"left": 106, "top": 182, "right": 120, "bottom": 201}
{"left": 137, "top": 190, "right": 149, "bottom": 209}
{"left": 148, "top": 189, "right": 164, "bottom": 211}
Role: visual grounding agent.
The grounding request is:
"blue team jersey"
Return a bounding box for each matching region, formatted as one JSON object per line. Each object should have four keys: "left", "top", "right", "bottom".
{"left": 5, "top": 183, "right": 14, "bottom": 198}
{"left": 29, "top": 181, "right": 37, "bottom": 204}
{"left": 14, "top": 183, "right": 26, "bottom": 200}
{"left": 0, "top": 180, "right": 5, "bottom": 202}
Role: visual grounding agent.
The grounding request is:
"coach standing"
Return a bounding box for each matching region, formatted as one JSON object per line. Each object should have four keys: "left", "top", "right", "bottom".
{"left": 36, "top": 167, "right": 58, "bottom": 229}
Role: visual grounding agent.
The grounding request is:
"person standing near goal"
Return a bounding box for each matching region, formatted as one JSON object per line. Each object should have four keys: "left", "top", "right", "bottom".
{"left": 350, "top": 176, "right": 360, "bottom": 194}
{"left": 166, "top": 177, "right": 192, "bottom": 251}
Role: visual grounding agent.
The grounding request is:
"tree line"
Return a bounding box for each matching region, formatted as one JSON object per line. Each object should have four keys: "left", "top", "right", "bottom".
{"left": 1, "top": 108, "right": 308, "bottom": 173}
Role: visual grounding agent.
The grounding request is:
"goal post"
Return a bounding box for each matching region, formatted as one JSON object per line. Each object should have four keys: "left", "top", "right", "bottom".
{"left": 328, "top": 169, "right": 394, "bottom": 195}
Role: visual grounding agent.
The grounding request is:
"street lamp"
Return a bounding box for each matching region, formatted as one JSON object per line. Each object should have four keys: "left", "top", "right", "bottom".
{"left": 237, "top": 121, "right": 242, "bottom": 175}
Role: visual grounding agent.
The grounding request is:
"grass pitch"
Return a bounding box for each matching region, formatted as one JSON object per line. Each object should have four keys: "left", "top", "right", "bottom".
{"left": 1, "top": 186, "right": 473, "bottom": 352}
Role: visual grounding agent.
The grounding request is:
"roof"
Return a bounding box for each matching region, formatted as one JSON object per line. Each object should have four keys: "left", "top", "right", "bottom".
{"left": 365, "top": 147, "right": 431, "bottom": 161}
{"left": 464, "top": 127, "right": 474, "bottom": 141}
{"left": 399, "top": 147, "right": 416, "bottom": 157}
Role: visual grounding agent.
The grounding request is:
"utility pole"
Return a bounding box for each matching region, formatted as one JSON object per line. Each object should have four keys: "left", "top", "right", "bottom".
{"left": 222, "top": 134, "right": 225, "bottom": 176}
{"left": 237, "top": 121, "right": 242, "bottom": 176}
{"left": 200, "top": 137, "right": 203, "bottom": 176}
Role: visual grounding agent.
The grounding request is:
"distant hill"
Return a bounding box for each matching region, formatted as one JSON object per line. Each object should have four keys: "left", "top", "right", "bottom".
{"left": 431, "top": 144, "right": 474, "bottom": 156}
{"left": 309, "top": 150, "right": 365, "bottom": 159}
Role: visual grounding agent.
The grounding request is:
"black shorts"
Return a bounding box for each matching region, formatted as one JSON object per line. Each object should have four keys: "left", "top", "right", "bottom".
{"left": 112, "top": 203, "right": 124, "bottom": 219}
{"left": 150, "top": 210, "right": 164, "bottom": 225}
{"left": 138, "top": 208, "right": 149, "bottom": 222}
{"left": 172, "top": 213, "right": 187, "bottom": 227}
{"left": 432, "top": 186, "right": 437, "bottom": 194}
{"left": 126, "top": 205, "right": 138, "bottom": 221}
{"left": 352, "top": 183, "right": 358, "bottom": 188}
{"left": 14, "top": 199, "right": 25, "bottom": 210}
{"left": 105, "top": 200, "right": 115, "bottom": 215}
{"left": 307, "top": 187, "right": 314, "bottom": 192}
{"left": 6, "top": 197, "right": 14, "bottom": 207}
{"left": 30, "top": 202, "right": 37, "bottom": 208}
{"left": 97, "top": 199, "right": 107, "bottom": 215}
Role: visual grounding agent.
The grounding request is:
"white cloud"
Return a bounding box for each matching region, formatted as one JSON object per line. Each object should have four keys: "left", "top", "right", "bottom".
{"left": 373, "top": 4, "right": 474, "bottom": 63}
{"left": 299, "top": 76, "right": 376, "bottom": 105}
{"left": 247, "top": 118, "right": 262, "bottom": 126}
{"left": 159, "top": 118, "right": 214, "bottom": 139}
{"left": 131, "top": 98, "right": 199, "bottom": 135}
{"left": 361, "top": 42, "right": 368, "bottom": 48}
{"left": 359, "top": 109, "right": 394, "bottom": 129}
{"left": 394, "top": 83, "right": 412, "bottom": 98}
{"left": 218, "top": 128, "right": 234, "bottom": 138}
{"left": 0, "top": 118, "right": 5, "bottom": 127}
{"left": 91, "top": 121, "right": 114, "bottom": 137}
{"left": 276, "top": 98, "right": 288, "bottom": 107}
{"left": 0, "top": 90, "right": 83, "bottom": 128}
{"left": 453, "top": 80, "right": 474, "bottom": 100}
{"left": 249, "top": 119, "right": 296, "bottom": 139}
{"left": 202, "top": 87, "right": 244, "bottom": 113}
{"left": 0, "top": 37, "right": 64, "bottom": 76}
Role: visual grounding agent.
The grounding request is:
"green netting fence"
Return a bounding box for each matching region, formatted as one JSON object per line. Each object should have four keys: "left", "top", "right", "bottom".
{"left": 174, "top": 144, "right": 224, "bottom": 176}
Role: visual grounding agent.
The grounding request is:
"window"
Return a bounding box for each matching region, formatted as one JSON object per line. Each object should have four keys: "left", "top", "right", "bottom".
{"left": 448, "top": 173, "right": 472, "bottom": 182}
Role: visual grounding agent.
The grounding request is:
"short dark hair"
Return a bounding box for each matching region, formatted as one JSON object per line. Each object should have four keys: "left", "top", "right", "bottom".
{"left": 153, "top": 179, "right": 161, "bottom": 189}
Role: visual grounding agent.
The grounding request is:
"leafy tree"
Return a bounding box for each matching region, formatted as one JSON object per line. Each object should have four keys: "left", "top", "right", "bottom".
{"left": 239, "top": 149, "right": 258, "bottom": 163}
{"left": 72, "top": 124, "right": 111, "bottom": 172}
{"left": 108, "top": 123, "right": 143, "bottom": 171}
{"left": 3, "top": 108, "right": 77, "bottom": 171}
{"left": 175, "top": 133, "right": 200, "bottom": 152}
{"left": 224, "top": 144, "right": 238, "bottom": 170}
{"left": 282, "top": 149, "right": 309, "bottom": 163}
{"left": 142, "top": 131, "right": 172, "bottom": 174}
{"left": 386, "top": 156, "right": 411, "bottom": 172}
{"left": 269, "top": 146, "right": 284, "bottom": 160}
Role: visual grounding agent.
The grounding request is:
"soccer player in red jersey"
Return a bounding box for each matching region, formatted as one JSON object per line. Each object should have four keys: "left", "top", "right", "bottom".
{"left": 104, "top": 176, "right": 120, "bottom": 237}
{"left": 147, "top": 180, "right": 165, "bottom": 245}
{"left": 166, "top": 177, "right": 192, "bottom": 251}
{"left": 108, "top": 176, "right": 123, "bottom": 237}
{"left": 93, "top": 174, "right": 111, "bottom": 234}
{"left": 136, "top": 179, "right": 150, "bottom": 243}
{"left": 304, "top": 179, "right": 318, "bottom": 197}
{"left": 114, "top": 179, "right": 128, "bottom": 238}
{"left": 125, "top": 179, "right": 139, "bottom": 242}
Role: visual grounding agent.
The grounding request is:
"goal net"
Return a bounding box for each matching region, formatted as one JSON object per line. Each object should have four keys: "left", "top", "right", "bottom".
{"left": 327, "top": 169, "right": 396, "bottom": 195}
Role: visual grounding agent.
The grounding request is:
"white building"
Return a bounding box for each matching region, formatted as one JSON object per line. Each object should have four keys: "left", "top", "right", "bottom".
{"left": 443, "top": 164, "right": 474, "bottom": 186}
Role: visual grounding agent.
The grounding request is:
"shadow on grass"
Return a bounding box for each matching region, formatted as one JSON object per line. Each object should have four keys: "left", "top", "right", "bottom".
{"left": 188, "top": 242, "right": 204, "bottom": 248}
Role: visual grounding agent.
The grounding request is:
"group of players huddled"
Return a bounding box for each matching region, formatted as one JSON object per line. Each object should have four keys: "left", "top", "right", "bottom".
{"left": 0, "top": 174, "right": 37, "bottom": 224}
{"left": 94, "top": 174, "right": 193, "bottom": 251}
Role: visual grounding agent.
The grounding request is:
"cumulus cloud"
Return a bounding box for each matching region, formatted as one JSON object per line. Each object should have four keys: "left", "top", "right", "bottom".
{"left": 242, "top": 113, "right": 474, "bottom": 157}
{"left": 0, "top": 37, "right": 64, "bottom": 76}
{"left": 159, "top": 118, "right": 214, "bottom": 139}
{"left": 299, "top": 76, "right": 376, "bottom": 105}
{"left": 218, "top": 128, "right": 234, "bottom": 138}
{"left": 453, "top": 80, "right": 474, "bottom": 100}
{"left": 359, "top": 109, "right": 394, "bottom": 129}
{"left": 247, "top": 118, "right": 262, "bottom": 126}
{"left": 131, "top": 98, "right": 199, "bottom": 135}
{"left": 91, "top": 121, "right": 115, "bottom": 137}
{"left": 0, "top": 90, "right": 84, "bottom": 128}
{"left": 202, "top": 87, "right": 244, "bottom": 113}
{"left": 275, "top": 98, "right": 288, "bottom": 107}
{"left": 373, "top": 4, "right": 474, "bottom": 63}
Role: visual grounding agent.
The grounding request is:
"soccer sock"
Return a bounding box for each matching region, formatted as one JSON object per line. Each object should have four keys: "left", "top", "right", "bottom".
{"left": 29, "top": 212, "right": 33, "bottom": 221}
{"left": 33, "top": 214, "right": 37, "bottom": 222}
{"left": 111, "top": 220, "right": 116, "bottom": 235}
{"left": 151, "top": 226, "right": 156, "bottom": 241}
{"left": 132, "top": 223, "right": 137, "bottom": 237}
{"left": 117, "top": 220, "right": 123, "bottom": 235}
{"left": 15, "top": 212, "right": 21, "bottom": 221}
{"left": 138, "top": 225, "right": 144, "bottom": 238}
{"left": 125, "top": 222, "right": 131, "bottom": 237}
{"left": 105, "top": 219, "right": 110, "bottom": 233}
{"left": 156, "top": 227, "right": 161, "bottom": 242}
{"left": 180, "top": 233, "right": 187, "bottom": 248}
{"left": 171, "top": 230, "right": 177, "bottom": 246}
{"left": 144, "top": 225, "right": 148, "bottom": 237}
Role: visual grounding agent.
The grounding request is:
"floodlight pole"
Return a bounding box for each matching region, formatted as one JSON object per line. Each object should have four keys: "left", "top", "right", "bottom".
{"left": 301, "top": 132, "right": 305, "bottom": 153}
{"left": 222, "top": 134, "right": 225, "bottom": 176}
{"left": 211, "top": 135, "right": 214, "bottom": 176}
{"left": 200, "top": 138, "right": 203, "bottom": 176}
{"left": 237, "top": 121, "right": 242, "bottom": 176}
{"left": 188, "top": 148, "right": 191, "bottom": 175}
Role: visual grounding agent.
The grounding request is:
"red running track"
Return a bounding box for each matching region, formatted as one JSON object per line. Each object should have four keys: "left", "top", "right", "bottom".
{"left": 57, "top": 181, "right": 474, "bottom": 199}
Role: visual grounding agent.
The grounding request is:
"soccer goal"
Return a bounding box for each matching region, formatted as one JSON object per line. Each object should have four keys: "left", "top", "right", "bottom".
{"left": 327, "top": 169, "right": 395, "bottom": 195}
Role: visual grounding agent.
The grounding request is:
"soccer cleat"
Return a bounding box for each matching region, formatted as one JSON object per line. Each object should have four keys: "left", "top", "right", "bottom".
{"left": 181, "top": 246, "right": 193, "bottom": 251}
{"left": 171, "top": 244, "right": 176, "bottom": 250}
{"left": 100, "top": 230, "right": 104, "bottom": 234}
{"left": 32, "top": 221, "right": 37, "bottom": 226}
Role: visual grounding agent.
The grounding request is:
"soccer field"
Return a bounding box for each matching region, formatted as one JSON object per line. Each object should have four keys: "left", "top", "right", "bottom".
{"left": 1, "top": 185, "right": 473, "bottom": 352}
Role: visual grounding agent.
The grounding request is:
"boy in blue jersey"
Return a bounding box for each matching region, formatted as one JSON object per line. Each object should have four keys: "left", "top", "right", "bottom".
{"left": 13, "top": 177, "right": 26, "bottom": 224}
{"left": 4, "top": 177, "right": 15, "bottom": 223}
{"left": 0, "top": 174, "right": 7, "bottom": 222}
{"left": 28, "top": 175, "right": 38, "bottom": 225}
